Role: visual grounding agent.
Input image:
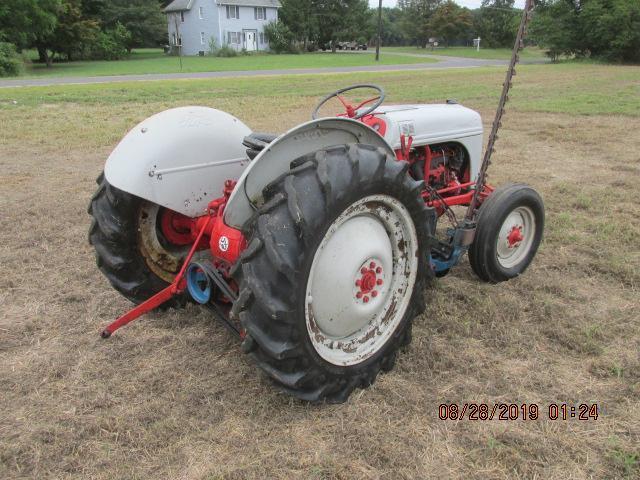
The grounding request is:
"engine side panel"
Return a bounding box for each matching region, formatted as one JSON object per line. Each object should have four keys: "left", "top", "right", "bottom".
{"left": 105, "top": 107, "right": 252, "bottom": 217}
{"left": 376, "top": 104, "right": 483, "bottom": 179}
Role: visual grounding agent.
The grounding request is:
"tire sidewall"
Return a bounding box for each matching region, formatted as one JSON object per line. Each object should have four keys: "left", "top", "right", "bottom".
{"left": 293, "top": 178, "right": 429, "bottom": 377}
{"left": 478, "top": 186, "right": 544, "bottom": 281}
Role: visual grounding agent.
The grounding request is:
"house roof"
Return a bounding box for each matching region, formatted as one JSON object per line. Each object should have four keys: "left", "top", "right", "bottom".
{"left": 217, "top": 0, "right": 282, "bottom": 7}
{"left": 164, "top": 0, "right": 194, "bottom": 12}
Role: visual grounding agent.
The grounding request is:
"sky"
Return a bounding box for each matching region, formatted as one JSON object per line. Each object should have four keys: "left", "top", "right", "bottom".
{"left": 368, "top": 0, "right": 526, "bottom": 8}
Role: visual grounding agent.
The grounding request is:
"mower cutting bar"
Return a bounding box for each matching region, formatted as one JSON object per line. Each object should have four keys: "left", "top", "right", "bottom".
{"left": 465, "top": 0, "right": 535, "bottom": 223}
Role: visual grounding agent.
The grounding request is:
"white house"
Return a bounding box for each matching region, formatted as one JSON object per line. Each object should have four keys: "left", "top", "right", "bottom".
{"left": 165, "top": 0, "right": 281, "bottom": 55}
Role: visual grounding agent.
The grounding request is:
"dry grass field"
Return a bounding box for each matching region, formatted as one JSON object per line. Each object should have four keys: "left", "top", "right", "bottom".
{"left": 0, "top": 63, "right": 639, "bottom": 479}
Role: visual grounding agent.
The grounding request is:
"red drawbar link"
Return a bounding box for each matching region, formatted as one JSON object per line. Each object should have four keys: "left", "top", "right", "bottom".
{"left": 100, "top": 215, "right": 214, "bottom": 338}
{"left": 100, "top": 284, "right": 177, "bottom": 338}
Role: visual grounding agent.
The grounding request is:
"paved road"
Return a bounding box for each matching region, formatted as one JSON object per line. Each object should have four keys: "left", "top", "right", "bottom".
{"left": 0, "top": 55, "right": 508, "bottom": 88}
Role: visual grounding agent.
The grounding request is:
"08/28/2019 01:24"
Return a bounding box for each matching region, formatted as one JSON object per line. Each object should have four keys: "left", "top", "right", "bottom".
{"left": 438, "top": 403, "right": 600, "bottom": 421}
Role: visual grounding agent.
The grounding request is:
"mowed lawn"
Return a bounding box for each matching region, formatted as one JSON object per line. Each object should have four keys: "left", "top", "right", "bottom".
{"left": 20, "top": 48, "right": 435, "bottom": 78}
{"left": 0, "top": 63, "right": 639, "bottom": 479}
{"left": 384, "top": 45, "right": 548, "bottom": 61}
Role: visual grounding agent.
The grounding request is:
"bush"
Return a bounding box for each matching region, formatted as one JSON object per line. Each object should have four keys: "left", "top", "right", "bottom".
{"left": 208, "top": 37, "right": 218, "bottom": 55}
{"left": 530, "top": 0, "right": 640, "bottom": 63}
{"left": 216, "top": 45, "right": 238, "bottom": 57}
{"left": 0, "top": 42, "right": 23, "bottom": 77}
{"left": 89, "top": 23, "right": 131, "bottom": 60}
{"left": 264, "top": 21, "right": 294, "bottom": 53}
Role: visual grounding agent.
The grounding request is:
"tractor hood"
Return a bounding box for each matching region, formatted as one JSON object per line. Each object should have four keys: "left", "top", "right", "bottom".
{"left": 374, "top": 104, "right": 483, "bottom": 148}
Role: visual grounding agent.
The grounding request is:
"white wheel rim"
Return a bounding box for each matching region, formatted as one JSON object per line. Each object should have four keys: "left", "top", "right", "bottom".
{"left": 304, "top": 195, "right": 419, "bottom": 366}
{"left": 496, "top": 206, "right": 536, "bottom": 269}
{"left": 138, "top": 202, "right": 188, "bottom": 282}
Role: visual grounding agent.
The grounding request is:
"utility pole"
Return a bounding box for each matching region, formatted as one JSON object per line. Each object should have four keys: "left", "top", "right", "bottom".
{"left": 375, "top": 0, "right": 383, "bottom": 61}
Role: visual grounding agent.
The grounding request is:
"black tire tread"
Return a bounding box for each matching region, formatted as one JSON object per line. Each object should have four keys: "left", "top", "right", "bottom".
{"left": 88, "top": 173, "right": 186, "bottom": 307}
{"left": 232, "top": 144, "right": 436, "bottom": 403}
{"left": 469, "top": 182, "right": 544, "bottom": 283}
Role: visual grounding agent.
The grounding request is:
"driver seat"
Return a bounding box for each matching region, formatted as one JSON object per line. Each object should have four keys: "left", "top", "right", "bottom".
{"left": 243, "top": 132, "right": 278, "bottom": 160}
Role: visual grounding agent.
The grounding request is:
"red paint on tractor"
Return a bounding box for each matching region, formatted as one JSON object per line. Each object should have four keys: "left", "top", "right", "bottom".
{"left": 160, "top": 209, "right": 197, "bottom": 246}
{"left": 355, "top": 261, "right": 383, "bottom": 302}
{"left": 507, "top": 226, "right": 524, "bottom": 247}
{"left": 101, "top": 179, "right": 246, "bottom": 337}
{"left": 101, "top": 214, "right": 214, "bottom": 338}
{"left": 361, "top": 114, "right": 387, "bottom": 136}
{"left": 209, "top": 214, "right": 246, "bottom": 265}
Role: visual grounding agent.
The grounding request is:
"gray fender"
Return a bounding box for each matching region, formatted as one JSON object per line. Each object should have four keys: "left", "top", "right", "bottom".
{"left": 105, "top": 106, "right": 252, "bottom": 217}
{"left": 224, "top": 117, "right": 395, "bottom": 229}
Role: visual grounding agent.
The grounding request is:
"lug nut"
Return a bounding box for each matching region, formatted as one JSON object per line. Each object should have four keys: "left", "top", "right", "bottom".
{"left": 361, "top": 267, "right": 367, "bottom": 274}
{"left": 376, "top": 267, "right": 382, "bottom": 274}
{"left": 355, "top": 280, "right": 361, "bottom": 287}
{"left": 376, "top": 279, "right": 383, "bottom": 286}
{"left": 370, "top": 262, "right": 376, "bottom": 269}
{"left": 371, "top": 291, "right": 378, "bottom": 298}
{"left": 356, "top": 292, "right": 363, "bottom": 299}
{"left": 363, "top": 296, "right": 369, "bottom": 303}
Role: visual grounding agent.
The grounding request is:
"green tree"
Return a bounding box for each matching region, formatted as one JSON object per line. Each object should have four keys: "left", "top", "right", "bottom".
{"left": 90, "top": 22, "right": 131, "bottom": 60}
{"left": 0, "top": 42, "right": 24, "bottom": 77}
{"left": 581, "top": 0, "right": 640, "bottom": 63}
{"left": 428, "top": 1, "right": 472, "bottom": 47}
{"left": 264, "top": 20, "right": 295, "bottom": 53}
{"left": 313, "top": 0, "right": 370, "bottom": 51}
{"left": 529, "top": 0, "right": 581, "bottom": 61}
{"left": 99, "top": 0, "right": 166, "bottom": 51}
{"left": 0, "top": 0, "right": 61, "bottom": 49}
{"left": 475, "top": 0, "right": 519, "bottom": 48}
{"left": 369, "top": 7, "right": 409, "bottom": 46}
{"left": 398, "top": 0, "right": 442, "bottom": 47}
{"left": 530, "top": 0, "right": 640, "bottom": 63}
{"left": 280, "top": 0, "right": 318, "bottom": 48}
{"left": 43, "top": 0, "right": 100, "bottom": 62}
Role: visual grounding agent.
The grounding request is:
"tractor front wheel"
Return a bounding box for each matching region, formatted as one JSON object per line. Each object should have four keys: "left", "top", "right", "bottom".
{"left": 468, "top": 183, "right": 544, "bottom": 283}
{"left": 231, "top": 144, "right": 436, "bottom": 403}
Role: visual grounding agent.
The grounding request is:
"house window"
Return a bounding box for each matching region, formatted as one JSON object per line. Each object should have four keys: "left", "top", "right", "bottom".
{"left": 201, "top": 32, "right": 205, "bottom": 45}
{"left": 228, "top": 31, "right": 241, "bottom": 45}
{"left": 226, "top": 5, "right": 240, "bottom": 19}
{"left": 259, "top": 32, "right": 266, "bottom": 45}
{"left": 180, "top": 11, "right": 185, "bottom": 22}
{"left": 199, "top": 7, "right": 204, "bottom": 19}
{"left": 255, "top": 7, "right": 266, "bottom": 20}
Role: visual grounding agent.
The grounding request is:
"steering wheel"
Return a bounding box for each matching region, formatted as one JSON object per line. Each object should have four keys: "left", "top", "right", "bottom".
{"left": 312, "top": 84, "right": 386, "bottom": 120}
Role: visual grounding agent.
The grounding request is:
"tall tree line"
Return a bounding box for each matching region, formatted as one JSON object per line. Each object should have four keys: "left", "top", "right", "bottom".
{"left": 280, "top": 0, "right": 372, "bottom": 51}
{"left": 0, "top": 0, "right": 166, "bottom": 66}
{"left": 530, "top": 0, "right": 640, "bottom": 62}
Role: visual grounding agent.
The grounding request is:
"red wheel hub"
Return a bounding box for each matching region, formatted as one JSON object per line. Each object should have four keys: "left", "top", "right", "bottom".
{"left": 355, "top": 261, "right": 384, "bottom": 303}
{"left": 160, "top": 209, "right": 195, "bottom": 246}
{"left": 507, "top": 225, "right": 524, "bottom": 248}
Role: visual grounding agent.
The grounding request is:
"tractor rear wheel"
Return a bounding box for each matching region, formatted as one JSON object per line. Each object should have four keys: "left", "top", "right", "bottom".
{"left": 88, "top": 173, "right": 189, "bottom": 306}
{"left": 468, "top": 183, "right": 544, "bottom": 283}
{"left": 231, "top": 144, "right": 436, "bottom": 403}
